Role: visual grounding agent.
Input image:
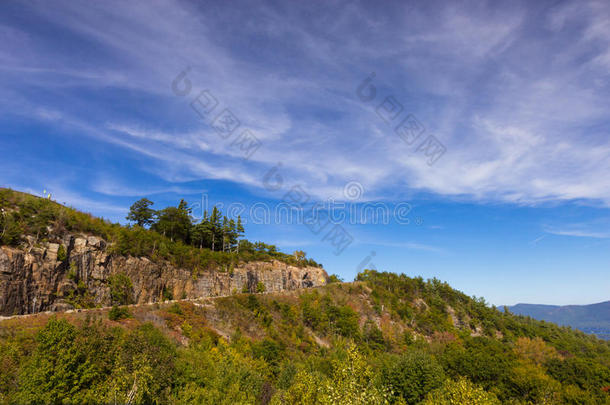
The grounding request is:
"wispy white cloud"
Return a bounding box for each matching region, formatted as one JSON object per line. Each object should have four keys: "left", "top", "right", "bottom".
{"left": 2, "top": 0, "right": 610, "bottom": 208}
{"left": 545, "top": 228, "right": 610, "bottom": 239}
{"left": 91, "top": 177, "right": 205, "bottom": 198}
{"left": 530, "top": 235, "right": 547, "bottom": 245}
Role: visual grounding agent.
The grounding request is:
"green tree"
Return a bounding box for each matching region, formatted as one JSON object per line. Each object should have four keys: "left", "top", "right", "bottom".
{"left": 221, "top": 216, "right": 229, "bottom": 252}
{"left": 208, "top": 206, "right": 222, "bottom": 251}
{"left": 107, "top": 323, "right": 176, "bottom": 404}
{"left": 17, "top": 318, "right": 113, "bottom": 404}
{"left": 381, "top": 350, "right": 445, "bottom": 404}
{"left": 152, "top": 200, "right": 192, "bottom": 243}
{"left": 126, "top": 198, "right": 155, "bottom": 227}
{"left": 191, "top": 220, "right": 212, "bottom": 250}
{"left": 236, "top": 216, "right": 245, "bottom": 252}
{"left": 227, "top": 218, "right": 237, "bottom": 251}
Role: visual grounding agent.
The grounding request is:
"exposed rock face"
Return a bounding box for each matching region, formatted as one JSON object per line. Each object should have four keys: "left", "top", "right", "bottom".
{"left": 0, "top": 234, "right": 328, "bottom": 316}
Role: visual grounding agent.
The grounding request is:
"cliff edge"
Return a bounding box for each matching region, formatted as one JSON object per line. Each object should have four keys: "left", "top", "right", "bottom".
{"left": 0, "top": 233, "right": 327, "bottom": 315}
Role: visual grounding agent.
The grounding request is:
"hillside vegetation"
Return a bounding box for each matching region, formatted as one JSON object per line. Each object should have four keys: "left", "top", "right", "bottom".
{"left": 1, "top": 270, "right": 609, "bottom": 404}
{"left": 0, "top": 188, "right": 321, "bottom": 271}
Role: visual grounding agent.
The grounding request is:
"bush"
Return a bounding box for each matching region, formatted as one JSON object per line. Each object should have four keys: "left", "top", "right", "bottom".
{"left": 252, "top": 339, "right": 283, "bottom": 368}
{"left": 108, "top": 272, "right": 133, "bottom": 305}
{"left": 0, "top": 211, "right": 23, "bottom": 246}
{"left": 167, "top": 303, "right": 184, "bottom": 316}
{"left": 108, "top": 306, "right": 131, "bottom": 321}
{"left": 56, "top": 244, "right": 67, "bottom": 261}
{"left": 162, "top": 286, "right": 174, "bottom": 301}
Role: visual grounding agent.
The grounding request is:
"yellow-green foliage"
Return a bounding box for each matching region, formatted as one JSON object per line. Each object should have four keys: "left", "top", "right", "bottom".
{"left": 321, "top": 342, "right": 392, "bottom": 404}
{"left": 272, "top": 342, "right": 392, "bottom": 405}
{"left": 422, "top": 378, "right": 501, "bottom": 405}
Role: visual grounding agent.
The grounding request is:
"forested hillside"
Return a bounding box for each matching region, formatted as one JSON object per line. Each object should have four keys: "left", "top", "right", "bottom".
{"left": 1, "top": 270, "right": 609, "bottom": 404}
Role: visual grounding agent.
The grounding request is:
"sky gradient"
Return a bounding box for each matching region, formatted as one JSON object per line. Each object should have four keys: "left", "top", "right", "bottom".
{"left": 1, "top": 0, "right": 609, "bottom": 305}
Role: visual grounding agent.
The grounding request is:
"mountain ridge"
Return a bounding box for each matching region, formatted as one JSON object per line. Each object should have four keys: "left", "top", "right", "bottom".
{"left": 506, "top": 301, "right": 610, "bottom": 340}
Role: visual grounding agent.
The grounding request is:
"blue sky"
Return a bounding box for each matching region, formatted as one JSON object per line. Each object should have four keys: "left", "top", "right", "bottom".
{"left": 1, "top": 0, "right": 609, "bottom": 305}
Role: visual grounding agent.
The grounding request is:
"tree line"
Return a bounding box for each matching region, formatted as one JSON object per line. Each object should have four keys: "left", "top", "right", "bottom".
{"left": 126, "top": 198, "right": 245, "bottom": 252}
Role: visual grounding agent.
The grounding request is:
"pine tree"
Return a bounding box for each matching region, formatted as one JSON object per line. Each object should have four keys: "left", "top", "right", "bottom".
{"left": 228, "top": 218, "right": 237, "bottom": 252}
{"left": 209, "top": 207, "right": 221, "bottom": 251}
{"left": 236, "top": 216, "right": 245, "bottom": 252}
{"left": 221, "top": 216, "right": 229, "bottom": 252}
{"left": 126, "top": 198, "right": 155, "bottom": 227}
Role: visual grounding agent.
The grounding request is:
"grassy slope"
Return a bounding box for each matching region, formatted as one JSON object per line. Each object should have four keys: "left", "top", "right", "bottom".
{"left": 1, "top": 271, "right": 609, "bottom": 404}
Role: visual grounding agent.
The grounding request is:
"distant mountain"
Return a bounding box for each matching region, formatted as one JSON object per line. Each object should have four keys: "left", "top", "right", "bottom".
{"left": 506, "top": 301, "right": 610, "bottom": 340}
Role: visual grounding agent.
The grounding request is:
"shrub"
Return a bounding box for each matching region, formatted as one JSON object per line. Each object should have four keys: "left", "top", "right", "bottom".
{"left": 363, "top": 321, "right": 387, "bottom": 350}
{"left": 252, "top": 339, "right": 283, "bottom": 368}
{"left": 256, "top": 281, "right": 266, "bottom": 293}
{"left": 56, "top": 244, "right": 67, "bottom": 262}
{"left": 66, "top": 262, "right": 77, "bottom": 280}
{"left": 108, "top": 272, "right": 133, "bottom": 305}
{"left": 168, "top": 303, "right": 184, "bottom": 316}
{"left": 163, "top": 286, "right": 174, "bottom": 301}
{"left": 0, "top": 212, "right": 22, "bottom": 246}
{"left": 108, "top": 306, "right": 131, "bottom": 321}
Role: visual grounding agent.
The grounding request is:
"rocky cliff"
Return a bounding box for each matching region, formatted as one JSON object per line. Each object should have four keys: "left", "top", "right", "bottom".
{"left": 0, "top": 233, "right": 328, "bottom": 316}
